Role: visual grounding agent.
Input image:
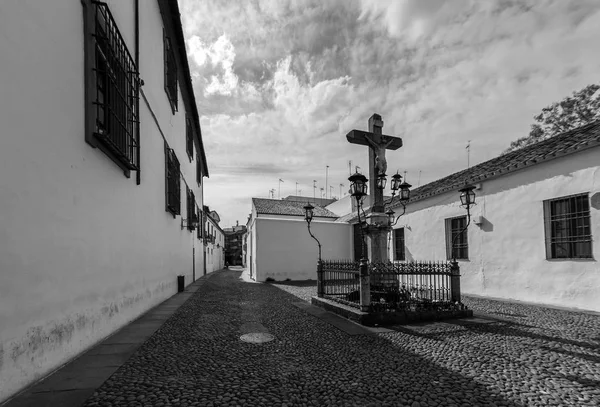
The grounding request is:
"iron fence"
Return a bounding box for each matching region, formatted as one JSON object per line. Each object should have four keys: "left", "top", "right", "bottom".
{"left": 320, "top": 260, "right": 361, "bottom": 308}
{"left": 369, "top": 261, "right": 454, "bottom": 312}
{"left": 317, "top": 260, "right": 458, "bottom": 313}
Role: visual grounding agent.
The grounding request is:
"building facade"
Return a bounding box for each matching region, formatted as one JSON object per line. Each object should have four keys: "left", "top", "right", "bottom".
{"left": 203, "top": 207, "right": 225, "bottom": 273}
{"left": 385, "top": 122, "right": 600, "bottom": 312}
{"left": 0, "top": 1, "right": 209, "bottom": 402}
{"left": 246, "top": 198, "right": 352, "bottom": 282}
{"left": 224, "top": 222, "right": 247, "bottom": 266}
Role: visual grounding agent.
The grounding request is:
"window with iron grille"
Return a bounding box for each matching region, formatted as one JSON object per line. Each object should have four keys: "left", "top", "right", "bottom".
{"left": 164, "top": 32, "right": 178, "bottom": 113}
{"left": 394, "top": 228, "right": 405, "bottom": 261}
{"left": 186, "top": 116, "right": 194, "bottom": 160}
{"left": 165, "top": 146, "right": 180, "bottom": 217}
{"left": 83, "top": 1, "right": 140, "bottom": 174}
{"left": 186, "top": 187, "right": 196, "bottom": 231}
{"left": 543, "top": 193, "right": 592, "bottom": 259}
{"left": 445, "top": 216, "right": 468, "bottom": 260}
{"left": 197, "top": 206, "right": 202, "bottom": 239}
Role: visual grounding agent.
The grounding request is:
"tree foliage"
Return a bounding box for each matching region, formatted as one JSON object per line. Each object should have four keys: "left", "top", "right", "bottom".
{"left": 503, "top": 84, "right": 600, "bottom": 154}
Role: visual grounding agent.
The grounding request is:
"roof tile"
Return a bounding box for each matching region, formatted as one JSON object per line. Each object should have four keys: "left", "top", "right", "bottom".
{"left": 252, "top": 198, "right": 339, "bottom": 218}
{"left": 390, "top": 120, "right": 600, "bottom": 209}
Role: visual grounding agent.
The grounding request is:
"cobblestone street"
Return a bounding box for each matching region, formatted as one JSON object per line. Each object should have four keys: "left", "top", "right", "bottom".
{"left": 81, "top": 270, "right": 600, "bottom": 407}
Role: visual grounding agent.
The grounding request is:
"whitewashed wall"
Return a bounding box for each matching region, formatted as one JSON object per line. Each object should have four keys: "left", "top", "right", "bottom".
{"left": 0, "top": 0, "right": 205, "bottom": 402}
{"left": 253, "top": 217, "right": 353, "bottom": 281}
{"left": 205, "top": 220, "right": 225, "bottom": 273}
{"left": 388, "top": 147, "right": 600, "bottom": 312}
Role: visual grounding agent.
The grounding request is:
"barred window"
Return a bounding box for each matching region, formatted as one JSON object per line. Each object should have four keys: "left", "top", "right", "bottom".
{"left": 83, "top": 1, "right": 139, "bottom": 175}
{"left": 394, "top": 228, "right": 405, "bottom": 261}
{"left": 186, "top": 187, "right": 196, "bottom": 231}
{"left": 544, "top": 193, "right": 592, "bottom": 259}
{"left": 197, "top": 206, "right": 202, "bottom": 239}
{"left": 165, "top": 146, "right": 180, "bottom": 216}
{"left": 164, "top": 33, "right": 178, "bottom": 113}
{"left": 186, "top": 116, "right": 194, "bottom": 160}
{"left": 445, "top": 216, "right": 468, "bottom": 260}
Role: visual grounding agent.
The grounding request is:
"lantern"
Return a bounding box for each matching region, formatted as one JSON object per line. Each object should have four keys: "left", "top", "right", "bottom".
{"left": 303, "top": 202, "right": 314, "bottom": 223}
{"left": 376, "top": 172, "right": 387, "bottom": 190}
{"left": 399, "top": 181, "right": 412, "bottom": 202}
{"left": 348, "top": 171, "right": 368, "bottom": 198}
{"left": 459, "top": 184, "right": 476, "bottom": 209}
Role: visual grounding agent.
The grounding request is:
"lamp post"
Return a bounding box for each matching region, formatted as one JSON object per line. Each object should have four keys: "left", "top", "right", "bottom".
{"left": 348, "top": 170, "right": 370, "bottom": 311}
{"left": 303, "top": 202, "right": 322, "bottom": 262}
{"left": 304, "top": 202, "right": 324, "bottom": 297}
{"left": 348, "top": 170, "right": 368, "bottom": 260}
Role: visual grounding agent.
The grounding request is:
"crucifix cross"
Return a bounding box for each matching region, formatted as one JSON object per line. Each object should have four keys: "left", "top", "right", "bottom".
{"left": 346, "top": 113, "right": 402, "bottom": 213}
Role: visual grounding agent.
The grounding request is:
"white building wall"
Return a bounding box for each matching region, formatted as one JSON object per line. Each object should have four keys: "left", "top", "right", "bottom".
{"left": 254, "top": 217, "right": 353, "bottom": 282}
{"left": 389, "top": 147, "right": 600, "bottom": 312}
{"left": 0, "top": 1, "right": 205, "bottom": 402}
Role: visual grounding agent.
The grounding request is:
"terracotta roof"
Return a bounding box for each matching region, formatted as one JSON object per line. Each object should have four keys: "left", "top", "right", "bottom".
{"left": 252, "top": 198, "right": 339, "bottom": 218}
{"left": 389, "top": 120, "right": 600, "bottom": 209}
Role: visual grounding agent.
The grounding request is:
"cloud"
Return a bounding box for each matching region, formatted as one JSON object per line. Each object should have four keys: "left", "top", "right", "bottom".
{"left": 179, "top": 0, "right": 600, "bottom": 227}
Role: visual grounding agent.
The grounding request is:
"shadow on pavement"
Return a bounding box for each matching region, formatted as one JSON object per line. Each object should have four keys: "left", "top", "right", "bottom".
{"left": 266, "top": 279, "right": 522, "bottom": 407}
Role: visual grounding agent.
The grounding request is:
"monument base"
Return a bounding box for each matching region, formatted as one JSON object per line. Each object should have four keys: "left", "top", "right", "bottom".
{"left": 311, "top": 296, "right": 474, "bottom": 327}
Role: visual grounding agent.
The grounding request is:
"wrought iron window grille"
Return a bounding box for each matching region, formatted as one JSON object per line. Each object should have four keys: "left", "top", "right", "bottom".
{"left": 88, "top": 1, "right": 140, "bottom": 172}
{"left": 186, "top": 116, "right": 194, "bottom": 161}
{"left": 394, "top": 228, "right": 406, "bottom": 261}
{"left": 165, "top": 147, "right": 180, "bottom": 217}
{"left": 544, "top": 193, "right": 592, "bottom": 259}
{"left": 183, "top": 187, "right": 196, "bottom": 231}
{"left": 164, "top": 32, "right": 178, "bottom": 113}
{"left": 445, "top": 216, "right": 468, "bottom": 260}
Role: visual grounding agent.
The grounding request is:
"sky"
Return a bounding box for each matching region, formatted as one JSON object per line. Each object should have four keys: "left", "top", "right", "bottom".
{"left": 178, "top": 0, "right": 600, "bottom": 228}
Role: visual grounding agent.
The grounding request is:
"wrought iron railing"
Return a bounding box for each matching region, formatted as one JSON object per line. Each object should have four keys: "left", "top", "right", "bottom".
{"left": 317, "top": 260, "right": 459, "bottom": 313}
{"left": 369, "top": 261, "right": 454, "bottom": 312}
{"left": 320, "top": 260, "right": 361, "bottom": 308}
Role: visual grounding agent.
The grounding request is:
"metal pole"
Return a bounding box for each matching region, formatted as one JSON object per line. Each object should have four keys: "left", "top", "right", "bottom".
{"left": 326, "top": 165, "right": 329, "bottom": 199}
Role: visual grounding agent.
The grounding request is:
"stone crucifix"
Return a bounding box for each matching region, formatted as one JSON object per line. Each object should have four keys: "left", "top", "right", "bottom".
{"left": 346, "top": 114, "right": 403, "bottom": 263}
{"left": 346, "top": 114, "right": 402, "bottom": 213}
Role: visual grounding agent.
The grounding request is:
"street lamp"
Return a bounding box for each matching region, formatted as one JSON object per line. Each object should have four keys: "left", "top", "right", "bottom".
{"left": 376, "top": 172, "right": 387, "bottom": 190}
{"left": 386, "top": 178, "right": 412, "bottom": 227}
{"left": 349, "top": 171, "right": 368, "bottom": 260}
{"left": 303, "top": 202, "right": 322, "bottom": 262}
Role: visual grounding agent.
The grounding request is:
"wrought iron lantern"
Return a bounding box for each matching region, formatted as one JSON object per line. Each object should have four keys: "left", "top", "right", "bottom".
{"left": 390, "top": 172, "right": 402, "bottom": 192}
{"left": 399, "top": 180, "right": 412, "bottom": 202}
{"left": 386, "top": 208, "right": 395, "bottom": 226}
{"left": 376, "top": 172, "right": 387, "bottom": 190}
{"left": 459, "top": 184, "right": 476, "bottom": 209}
{"left": 348, "top": 171, "right": 368, "bottom": 198}
{"left": 303, "top": 202, "right": 314, "bottom": 224}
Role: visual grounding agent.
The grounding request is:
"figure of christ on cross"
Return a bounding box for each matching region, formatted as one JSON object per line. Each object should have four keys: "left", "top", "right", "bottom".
{"left": 364, "top": 134, "right": 394, "bottom": 176}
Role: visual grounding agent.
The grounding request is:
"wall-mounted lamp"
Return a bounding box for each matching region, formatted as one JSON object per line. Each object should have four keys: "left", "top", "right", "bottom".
{"left": 181, "top": 214, "right": 199, "bottom": 230}
{"left": 451, "top": 182, "right": 477, "bottom": 262}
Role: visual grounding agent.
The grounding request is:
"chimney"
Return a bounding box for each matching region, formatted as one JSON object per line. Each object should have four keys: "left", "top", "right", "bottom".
{"left": 236, "top": 220, "right": 239, "bottom": 227}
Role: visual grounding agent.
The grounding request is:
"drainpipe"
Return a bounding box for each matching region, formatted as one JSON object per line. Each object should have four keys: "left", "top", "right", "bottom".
{"left": 135, "top": 0, "right": 141, "bottom": 185}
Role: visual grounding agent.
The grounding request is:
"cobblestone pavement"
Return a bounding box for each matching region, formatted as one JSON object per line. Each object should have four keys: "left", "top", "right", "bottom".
{"left": 83, "top": 271, "right": 600, "bottom": 407}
